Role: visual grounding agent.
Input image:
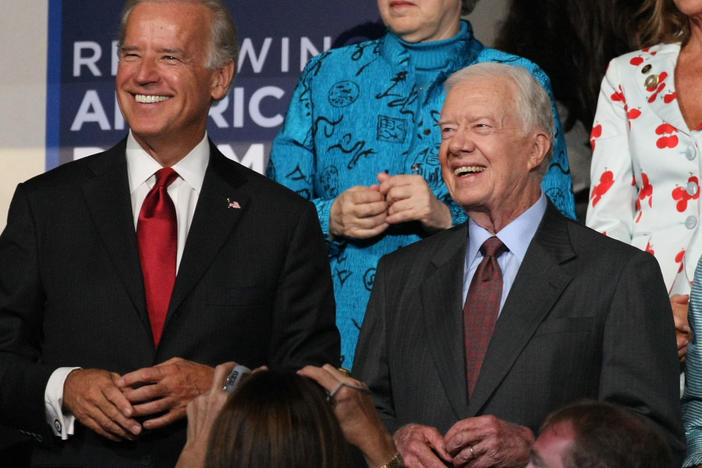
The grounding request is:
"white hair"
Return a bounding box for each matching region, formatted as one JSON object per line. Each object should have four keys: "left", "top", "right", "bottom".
{"left": 444, "top": 62, "right": 555, "bottom": 165}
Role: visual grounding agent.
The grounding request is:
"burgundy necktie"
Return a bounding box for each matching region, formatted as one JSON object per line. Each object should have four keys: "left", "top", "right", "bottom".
{"left": 464, "top": 236, "right": 508, "bottom": 398}
{"left": 137, "top": 167, "right": 179, "bottom": 347}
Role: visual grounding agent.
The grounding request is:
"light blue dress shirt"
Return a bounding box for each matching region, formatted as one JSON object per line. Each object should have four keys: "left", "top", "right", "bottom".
{"left": 462, "top": 193, "right": 548, "bottom": 313}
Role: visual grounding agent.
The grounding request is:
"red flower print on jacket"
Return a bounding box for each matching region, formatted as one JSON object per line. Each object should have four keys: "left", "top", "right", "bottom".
{"left": 611, "top": 86, "right": 626, "bottom": 103}
{"left": 675, "top": 249, "right": 685, "bottom": 273}
{"left": 635, "top": 173, "right": 653, "bottom": 223}
{"left": 656, "top": 123, "right": 679, "bottom": 149}
{"left": 647, "top": 72, "right": 668, "bottom": 102}
{"left": 591, "top": 170, "right": 614, "bottom": 207}
{"left": 627, "top": 108, "right": 641, "bottom": 129}
{"left": 590, "top": 124, "right": 602, "bottom": 150}
{"left": 645, "top": 242, "right": 655, "bottom": 256}
{"left": 672, "top": 176, "right": 700, "bottom": 212}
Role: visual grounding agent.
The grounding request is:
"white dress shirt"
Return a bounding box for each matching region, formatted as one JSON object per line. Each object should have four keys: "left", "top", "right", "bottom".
{"left": 44, "top": 131, "right": 210, "bottom": 439}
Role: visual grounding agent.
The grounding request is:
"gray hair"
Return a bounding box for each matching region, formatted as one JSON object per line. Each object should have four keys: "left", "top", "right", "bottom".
{"left": 118, "top": 0, "right": 238, "bottom": 69}
{"left": 462, "top": 0, "right": 479, "bottom": 15}
{"left": 444, "top": 62, "right": 555, "bottom": 167}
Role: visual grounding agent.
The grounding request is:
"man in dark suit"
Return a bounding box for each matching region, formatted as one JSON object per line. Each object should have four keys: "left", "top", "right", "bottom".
{"left": 353, "top": 62, "right": 684, "bottom": 467}
{"left": 0, "top": 1, "right": 339, "bottom": 467}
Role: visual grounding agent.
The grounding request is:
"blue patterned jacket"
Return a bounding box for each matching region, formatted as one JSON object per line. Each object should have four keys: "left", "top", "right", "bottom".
{"left": 267, "top": 21, "right": 575, "bottom": 365}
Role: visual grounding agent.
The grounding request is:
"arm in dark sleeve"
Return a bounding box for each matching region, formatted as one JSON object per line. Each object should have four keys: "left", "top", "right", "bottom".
{"left": 353, "top": 255, "right": 399, "bottom": 432}
{"left": 0, "top": 183, "right": 55, "bottom": 433}
{"left": 600, "top": 249, "right": 685, "bottom": 464}
{"left": 267, "top": 200, "right": 340, "bottom": 368}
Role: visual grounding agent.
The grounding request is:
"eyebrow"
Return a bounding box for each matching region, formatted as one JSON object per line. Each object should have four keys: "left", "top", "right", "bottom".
{"left": 159, "top": 48, "right": 185, "bottom": 55}
{"left": 118, "top": 45, "right": 185, "bottom": 56}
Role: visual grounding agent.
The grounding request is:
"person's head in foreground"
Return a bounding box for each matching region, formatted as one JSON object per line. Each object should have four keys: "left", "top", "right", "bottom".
{"left": 206, "top": 369, "right": 352, "bottom": 468}
{"left": 527, "top": 400, "right": 674, "bottom": 468}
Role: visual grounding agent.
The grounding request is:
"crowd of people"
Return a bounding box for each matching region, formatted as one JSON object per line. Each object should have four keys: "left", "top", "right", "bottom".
{"left": 0, "top": 0, "right": 701, "bottom": 467}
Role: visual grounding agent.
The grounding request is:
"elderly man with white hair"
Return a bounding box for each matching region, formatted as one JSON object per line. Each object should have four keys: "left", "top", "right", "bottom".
{"left": 354, "top": 62, "right": 684, "bottom": 468}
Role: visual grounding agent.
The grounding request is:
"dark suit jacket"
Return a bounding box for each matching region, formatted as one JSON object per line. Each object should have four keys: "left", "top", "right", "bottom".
{"left": 353, "top": 202, "right": 685, "bottom": 464}
{"left": 0, "top": 139, "right": 340, "bottom": 468}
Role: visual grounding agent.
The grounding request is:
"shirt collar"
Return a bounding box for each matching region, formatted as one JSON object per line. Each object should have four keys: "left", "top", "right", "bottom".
{"left": 126, "top": 131, "right": 210, "bottom": 193}
{"left": 467, "top": 192, "right": 547, "bottom": 262}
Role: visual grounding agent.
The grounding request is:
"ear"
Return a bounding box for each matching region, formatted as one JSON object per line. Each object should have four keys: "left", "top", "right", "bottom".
{"left": 526, "top": 130, "right": 551, "bottom": 172}
{"left": 210, "top": 60, "right": 235, "bottom": 101}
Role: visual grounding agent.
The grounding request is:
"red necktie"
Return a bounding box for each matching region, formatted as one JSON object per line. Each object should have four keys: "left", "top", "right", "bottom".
{"left": 464, "top": 236, "right": 508, "bottom": 397}
{"left": 137, "top": 167, "right": 179, "bottom": 347}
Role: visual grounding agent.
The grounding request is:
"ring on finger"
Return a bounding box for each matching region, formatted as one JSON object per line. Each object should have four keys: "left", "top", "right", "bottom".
{"left": 469, "top": 445, "right": 476, "bottom": 458}
{"left": 327, "top": 382, "right": 344, "bottom": 403}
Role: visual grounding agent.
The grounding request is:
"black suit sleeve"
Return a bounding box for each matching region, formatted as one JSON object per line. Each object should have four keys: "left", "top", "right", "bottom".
{"left": 267, "top": 200, "right": 340, "bottom": 369}
{"left": 0, "top": 183, "right": 55, "bottom": 433}
{"left": 600, "top": 249, "right": 685, "bottom": 464}
{"left": 353, "top": 254, "right": 399, "bottom": 432}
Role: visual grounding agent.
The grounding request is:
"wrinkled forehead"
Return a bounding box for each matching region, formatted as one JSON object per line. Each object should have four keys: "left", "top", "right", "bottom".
{"left": 442, "top": 76, "right": 518, "bottom": 122}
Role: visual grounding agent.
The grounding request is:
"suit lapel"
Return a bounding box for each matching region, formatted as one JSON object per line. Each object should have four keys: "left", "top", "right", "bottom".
{"left": 467, "top": 204, "right": 576, "bottom": 415}
{"left": 81, "top": 140, "right": 150, "bottom": 332}
{"left": 420, "top": 225, "right": 471, "bottom": 419}
{"left": 165, "top": 143, "right": 250, "bottom": 325}
{"left": 640, "top": 45, "right": 690, "bottom": 135}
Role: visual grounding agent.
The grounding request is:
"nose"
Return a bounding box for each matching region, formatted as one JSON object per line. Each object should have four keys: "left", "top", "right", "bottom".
{"left": 447, "top": 127, "right": 475, "bottom": 155}
{"left": 133, "top": 57, "right": 160, "bottom": 85}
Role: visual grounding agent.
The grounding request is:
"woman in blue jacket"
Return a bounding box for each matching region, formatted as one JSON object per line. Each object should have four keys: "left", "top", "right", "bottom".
{"left": 268, "top": 0, "right": 575, "bottom": 365}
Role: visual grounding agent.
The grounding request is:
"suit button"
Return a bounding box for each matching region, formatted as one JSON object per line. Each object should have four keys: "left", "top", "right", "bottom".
{"left": 141, "top": 455, "right": 153, "bottom": 466}
{"left": 688, "top": 181, "right": 699, "bottom": 196}
{"left": 684, "top": 148, "right": 696, "bottom": 160}
{"left": 686, "top": 216, "right": 697, "bottom": 229}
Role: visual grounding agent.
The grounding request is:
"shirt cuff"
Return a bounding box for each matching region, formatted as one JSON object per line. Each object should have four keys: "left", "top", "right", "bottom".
{"left": 45, "top": 367, "right": 80, "bottom": 440}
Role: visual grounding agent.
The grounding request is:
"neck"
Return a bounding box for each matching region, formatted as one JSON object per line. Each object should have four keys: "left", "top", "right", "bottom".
{"left": 132, "top": 131, "right": 205, "bottom": 167}
{"left": 467, "top": 186, "right": 542, "bottom": 234}
{"left": 398, "top": 19, "right": 461, "bottom": 43}
{"left": 683, "top": 17, "right": 702, "bottom": 53}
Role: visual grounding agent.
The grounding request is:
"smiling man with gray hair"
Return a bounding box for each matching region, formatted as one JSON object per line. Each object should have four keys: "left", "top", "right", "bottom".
{"left": 353, "top": 62, "right": 684, "bottom": 467}
{"left": 0, "top": 1, "right": 339, "bottom": 467}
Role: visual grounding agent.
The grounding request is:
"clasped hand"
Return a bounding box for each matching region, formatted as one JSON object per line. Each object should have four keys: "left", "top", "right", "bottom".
{"left": 63, "top": 357, "right": 214, "bottom": 441}
{"left": 395, "top": 415, "right": 534, "bottom": 468}
{"left": 329, "top": 172, "right": 452, "bottom": 239}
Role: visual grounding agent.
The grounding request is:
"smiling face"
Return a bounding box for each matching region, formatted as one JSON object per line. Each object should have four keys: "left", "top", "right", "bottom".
{"left": 438, "top": 75, "right": 548, "bottom": 231}
{"left": 116, "top": 1, "right": 233, "bottom": 163}
{"left": 377, "top": 0, "right": 462, "bottom": 42}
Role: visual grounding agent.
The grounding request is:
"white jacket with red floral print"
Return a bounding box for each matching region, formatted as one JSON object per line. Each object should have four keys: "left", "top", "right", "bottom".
{"left": 587, "top": 42, "right": 702, "bottom": 293}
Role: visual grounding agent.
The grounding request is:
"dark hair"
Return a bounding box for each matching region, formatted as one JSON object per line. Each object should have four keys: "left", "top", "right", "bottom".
{"left": 118, "top": 0, "right": 238, "bottom": 69}
{"left": 637, "top": 0, "right": 690, "bottom": 47}
{"left": 540, "top": 400, "right": 674, "bottom": 468}
{"left": 495, "top": 0, "right": 642, "bottom": 132}
{"left": 205, "top": 370, "right": 352, "bottom": 468}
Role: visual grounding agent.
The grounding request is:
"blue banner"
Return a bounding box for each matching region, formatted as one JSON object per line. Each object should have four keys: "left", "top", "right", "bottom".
{"left": 47, "top": 1, "right": 382, "bottom": 172}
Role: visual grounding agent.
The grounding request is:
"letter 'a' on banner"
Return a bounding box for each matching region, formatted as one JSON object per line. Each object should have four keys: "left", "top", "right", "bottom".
{"left": 46, "top": 1, "right": 382, "bottom": 172}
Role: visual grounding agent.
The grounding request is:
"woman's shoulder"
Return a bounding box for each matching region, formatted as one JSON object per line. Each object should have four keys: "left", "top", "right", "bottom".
{"left": 608, "top": 43, "right": 681, "bottom": 68}
{"left": 298, "top": 37, "right": 386, "bottom": 84}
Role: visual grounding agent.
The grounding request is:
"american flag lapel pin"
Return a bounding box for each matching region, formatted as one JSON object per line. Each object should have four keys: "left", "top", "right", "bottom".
{"left": 226, "top": 198, "right": 241, "bottom": 209}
